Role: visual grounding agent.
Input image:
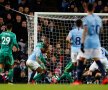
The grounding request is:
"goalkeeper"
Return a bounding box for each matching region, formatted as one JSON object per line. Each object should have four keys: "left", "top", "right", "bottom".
{"left": 56, "top": 62, "right": 74, "bottom": 83}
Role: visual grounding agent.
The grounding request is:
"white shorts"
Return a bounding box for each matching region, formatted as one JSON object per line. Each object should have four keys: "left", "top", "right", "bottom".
{"left": 89, "top": 58, "right": 108, "bottom": 71}
{"left": 79, "top": 48, "right": 101, "bottom": 59}
{"left": 71, "top": 52, "right": 79, "bottom": 63}
{"left": 26, "top": 60, "right": 40, "bottom": 70}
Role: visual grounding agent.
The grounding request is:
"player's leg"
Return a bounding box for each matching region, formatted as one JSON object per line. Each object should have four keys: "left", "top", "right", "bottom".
{"left": 0, "top": 53, "right": 5, "bottom": 73}
{"left": 33, "top": 67, "right": 43, "bottom": 83}
{"left": 87, "top": 62, "right": 98, "bottom": 84}
{"left": 65, "top": 62, "right": 74, "bottom": 83}
{"left": 7, "top": 55, "right": 14, "bottom": 83}
{"left": 77, "top": 57, "right": 85, "bottom": 82}
{"left": 57, "top": 62, "right": 74, "bottom": 83}
{"left": 29, "top": 72, "right": 35, "bottom": 83}
{"left": 71, "top": 53, "right": 79, "bottom": 78}
{"left": 0, "top": 64, "right": 5, "bottom": 73}
{"left": 8, "top": 65, "right": 14, "bottom": 83}
{"left": 26, "top": 60, "right": 43, "bottom": 83}
{"left": 72, "top": 49, "right": 92, "bottom": 85}
{"left": 92, "top": 48, "right": 107, "bottom": 84}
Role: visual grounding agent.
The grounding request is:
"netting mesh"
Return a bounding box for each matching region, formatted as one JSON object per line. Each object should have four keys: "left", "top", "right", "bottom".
{"left": 27, "top": 13, "right": 108, "bottom": 83}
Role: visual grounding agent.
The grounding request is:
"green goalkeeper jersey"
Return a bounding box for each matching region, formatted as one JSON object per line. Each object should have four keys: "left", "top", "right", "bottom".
{"left": 0, "top": 31, "right": 19, "bottom": 54}
{"left": 36, "top": 42, "right": 44, "bottom": 48}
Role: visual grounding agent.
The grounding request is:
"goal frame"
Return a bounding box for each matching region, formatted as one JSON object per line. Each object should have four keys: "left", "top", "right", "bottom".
{"left": 34, "top": 12, "right": 108, "bottom": 48}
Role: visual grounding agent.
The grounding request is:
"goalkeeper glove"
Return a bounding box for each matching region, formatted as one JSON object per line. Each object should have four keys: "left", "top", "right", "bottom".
{"left": 81, "top": 43, "right": 85, "bottom": 53}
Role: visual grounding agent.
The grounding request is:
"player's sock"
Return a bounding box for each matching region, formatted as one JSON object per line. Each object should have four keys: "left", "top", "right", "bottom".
{"left": 83, "top": 65, "right": 86, "bottom": 70}
{"left": 66, "top": 73, "right": 73, "bottom": 83}
{"left": 0, "top": 68, "right": 2, "bottom": 72}
{"left": 57, "top": 72, "right": 66, "bottom": 81}
{"left": 77, "top": 60, "right": 84, "bottom": 81}
{"left": 74, "top": 66, "right": 77, "bottom": 72}
{"left": 9, "top": 69, "right": 13, "bottom": 82}
{"left": 87, "top": 75, "right": 92, "bottom": 83}
{"left": 33, "top": 73, "right": 41, "bottom": 80}
{"left": 29, "top": 72, "right": 35, "bottom": 83}
{"left": 95, "top": 60, "right": 106, "bottom": 79}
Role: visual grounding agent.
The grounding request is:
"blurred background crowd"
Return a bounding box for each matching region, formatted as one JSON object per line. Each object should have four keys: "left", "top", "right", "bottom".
{"left": 0, "top": 0, "right": 108, "bottom": 83}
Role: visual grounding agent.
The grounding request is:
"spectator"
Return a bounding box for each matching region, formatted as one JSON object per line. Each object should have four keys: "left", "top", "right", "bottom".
{"left": 13, "top": 62, "right": 21, "bottom": 83}
{"left": 39, "top": 17, "right": 44, "bottom": 25}
{"left": 19, "top": 71, "right": 28, "bottom": 83}
{"left": 55, "top": 43, "right": 63, "bottom": 62}
{"left": 18, "top": 39, "right": 26, "bottom": 52}
{"left": 37, "top": 25, "right": 42, "bottom": 41}
{"left": 95, "top": 0, "right": 104, "bottom": 13}
{"left": 101, "top": 6, "right": 108, "bottom": 13}
{"left": 55, "top": 62, "right": 62, "bottom": 74}
{"left": 24, "top": 7, "right": 29, "bottom": 14}
{"left": 61, "top": 0, "right": 69, "bottom": 12}
{"left": 20, "top": 21, "right": 28, "bottom": 43}
{"left": 0, "top": 25, "right": 6, "bottom": 33}
{"left": 3, "top": 3, "right": 12, "bottom": 17}
{"left": 44, "top": 71, "right": 53, "bottom": 83}
{"left": 63, "top": 48, "right": 71, "bottom": 68}
{"left": 29, "top": 11, "right": 34, "bottom": 16}
{"left": 73, "top": 7, "right": 79, "bottom": 12}
{"left": 18, "top": 0, "right": 28, "bottom": 8}
{"left": 31, "top": 0, "right": 45, "bottom": 12}
{"left": 49, "top": 56, "right": 58, "bottom": 72}
{"left": 42, "top": 19, "right": 49, "bottom": 31}
{"left": 13, "top": 14, "right": 22, "bottom": 40}
{"left": 5, "top": 13, "right": 13, "bottom": 24}
{"left": 4, "top": 71, "right": 9, "bottom": 83}
{"left": 0, "top": 17, "right": 4, "bottom": 28}
{"left": 48, "top": 21, "right": 59, "bottom": 46}
{"left": 52, "top": 68, "right": 60, "bottom": 81}
{"left": 18, "top": 6, "right": 24, "bottom": 13}
{"left": 69, "top": 4, "right": 75, "bottom": 12}
{"left": 48, "top": 45, "right": 53, "bottom": 56}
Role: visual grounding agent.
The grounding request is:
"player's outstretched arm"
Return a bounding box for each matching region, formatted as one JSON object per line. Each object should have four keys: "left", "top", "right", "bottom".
{"left": 36, "top": 57, "right": 44, "bottom": 66}
{"left": 66, "top": 36, "right": 72, "bottom": 44}
{"left": 81, "top": 27, "right": 88, "bottom": 53}
{"left": 13, "top": 34, "right": 19, "bottom": 50}
{"left": 82, "top": 27, "right": 88, "bottom": 44}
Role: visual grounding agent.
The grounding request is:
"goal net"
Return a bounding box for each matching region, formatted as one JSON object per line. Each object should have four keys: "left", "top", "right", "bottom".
{"left": 27, "top": 12, "right": 108, "bottom": 83}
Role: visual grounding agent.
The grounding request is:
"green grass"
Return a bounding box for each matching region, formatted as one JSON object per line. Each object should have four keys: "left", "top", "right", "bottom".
{"left": 0, "top": 84, "right": 108, "bottom": 90}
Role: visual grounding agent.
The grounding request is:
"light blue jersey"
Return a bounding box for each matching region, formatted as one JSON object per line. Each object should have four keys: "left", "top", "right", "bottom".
{"left": 28, "top": 47, "right": 41, "bottom": 62}
{"left": 101, "top": 47, "right": 108, "bottom": 59}
{"left": 83, "top": 14, "right": 102, "bottom": 48}
{"left": 68, "top": 28, "right": 83, "bottom": 53}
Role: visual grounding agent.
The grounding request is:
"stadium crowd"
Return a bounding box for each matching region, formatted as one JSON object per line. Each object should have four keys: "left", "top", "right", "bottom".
{"left": 0, "top": 0, "right": 108, "bottom": 84}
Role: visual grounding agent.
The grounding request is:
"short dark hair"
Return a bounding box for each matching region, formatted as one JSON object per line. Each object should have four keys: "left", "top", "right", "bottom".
{"left": 44, "top": 37, "right": 49, "bottom": 42}
{"left": 75, "top": 19, "right": 82, "bottom": 27}
{"left": 6, "top": 23, "right": 12, "bottom": 30}
{"left": 87, "top": 3, "right": 94, "bottom": 12}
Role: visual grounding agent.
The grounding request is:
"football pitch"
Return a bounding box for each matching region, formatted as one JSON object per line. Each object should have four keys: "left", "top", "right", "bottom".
{"left": 0, "top": 84, "right": 108, "bottom": 90}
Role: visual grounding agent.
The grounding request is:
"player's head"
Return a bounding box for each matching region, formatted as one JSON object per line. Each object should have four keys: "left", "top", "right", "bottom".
{"left": 6, "top": 23, "right": 12, "bottom": 31}
{"left": 87, "top": 3, "right": 94, "bottom": 13}
{"left": 75, "top": 19, "right": 82, "bottom": 28}
{"left": 43, "top": 37, "right": 49, "bottom": 46}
